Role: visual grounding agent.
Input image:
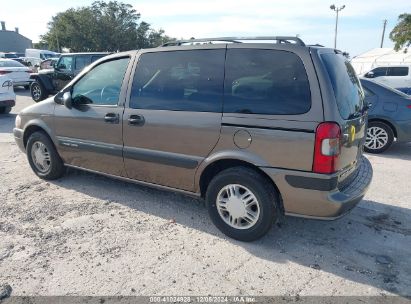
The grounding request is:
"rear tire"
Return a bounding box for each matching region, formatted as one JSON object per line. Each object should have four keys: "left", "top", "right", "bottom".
{"left": 31, "top": 81, "right": 47, "bottom": 102}
{"left": 205, "top": 167, "right": 278, "bottom": 242}
{"left": 0, "top": 107, "right": 12, "bottom": 114}
{"left": 364, "top": 121, "right": 394, "bottom": 154}
{"left": 27, "top": 131, "right": 65, "bottom": 180}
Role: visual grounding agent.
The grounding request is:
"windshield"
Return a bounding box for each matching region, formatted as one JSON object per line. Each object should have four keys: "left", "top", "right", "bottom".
{"left": 321, "top": 53, "right": 364, "bottom": 119}
{"left": 0, "top": 60, "right": 25, "bottom": 67}
{"left": 41, "top": 53, "right": 57, "bottom": 60}
{"left": 4, "top": 53, "right": 19, "bottom": 59}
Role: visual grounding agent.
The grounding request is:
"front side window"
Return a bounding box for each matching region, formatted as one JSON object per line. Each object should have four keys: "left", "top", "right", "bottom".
{"left": 72, "top": 57, "right": 130, "bottom": 106}
{"left": 224, "top": 49, "right": 311, "bottom": 115}
{"left": 387, "top": 67, "right": 409, "bottom": 76}
{"left": 57, "top": 56, "right": 73, "bottom": 70}
{"left": 368, "top": 67, "right": 387, "bottom": 78}
{"left": 130, "top": 50, "right": 225, "bottom": 112}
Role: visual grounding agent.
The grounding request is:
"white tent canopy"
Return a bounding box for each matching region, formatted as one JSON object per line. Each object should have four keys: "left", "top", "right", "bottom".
{"left": 350, "top": 48, "right": 411, "bottom": 75}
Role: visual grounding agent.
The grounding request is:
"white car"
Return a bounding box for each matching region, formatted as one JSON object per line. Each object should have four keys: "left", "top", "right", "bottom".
{"left": 363, "top": 65, "right": 411, "bottom": 93}
{"left": 0, "top": 76, "right": 16, "bottom": 114}
{"left": 0, "top": 59, "right": 32, "bottom": 89}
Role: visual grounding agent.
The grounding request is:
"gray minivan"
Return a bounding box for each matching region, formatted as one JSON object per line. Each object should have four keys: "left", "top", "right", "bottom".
{"left": 14, "top": 37, "right": 372, "bottom": 241}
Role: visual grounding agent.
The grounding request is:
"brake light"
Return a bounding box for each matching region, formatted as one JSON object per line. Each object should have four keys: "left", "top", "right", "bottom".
{"left": 0, "top": 70, "right": 12, "bottom": 75}
{"left": 407, "top": 105, "right": 411, "bottom": 109}
{"left": 313, "top": 122, "right": 341, "bottom": 174}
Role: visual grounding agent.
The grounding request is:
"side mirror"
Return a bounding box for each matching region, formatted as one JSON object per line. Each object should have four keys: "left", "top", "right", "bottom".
{"left": 62, "top": 91, "right": 73, "bottom": 109}
{"left": 365, "top": 71, "right": 374, "bottom": 78}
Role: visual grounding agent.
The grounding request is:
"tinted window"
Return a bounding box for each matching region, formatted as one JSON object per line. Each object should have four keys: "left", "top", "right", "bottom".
{"left": 368, "top": 67, "right": 387, "bottom": 77}
{"left": 91, "top": 55, "right": 106, "bottom": 63}
{"left": 130, "top": 50, "right": 225, "bottom": 112}
{"left": 224, "top": 49, "right": 311, "bottom": 115}
{"left": 321, "top": 53, "right": 364, "bottom": 119}
{"left": 57, "top": 56, "right": 73, "bottom": 70}
{"left": 75, "top": 56, "right": 90, "bottom": 70}
{"left": 72, "top": 57, "right": 129, "bottom": 106}
{"left": 387, "top": 67, "right": 409, "bottom": 76}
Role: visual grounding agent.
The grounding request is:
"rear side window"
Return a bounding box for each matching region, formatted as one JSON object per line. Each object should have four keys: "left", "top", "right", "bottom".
{"left": 321, "top": 53, "right": 364, "bottom": 119}
{"left": 130, "top": 50, "right": 225, "bottom": 112}
{"left": 224, "top": 49, "right": 311, "bottom": 115}
{"left": 387, "top": 67, "right": 409, "bottom": 76}
{"left": 75, "top": 56, "right": 90, "bottom": 70}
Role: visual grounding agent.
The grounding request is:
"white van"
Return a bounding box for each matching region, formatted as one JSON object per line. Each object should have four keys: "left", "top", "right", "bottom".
{"left": 363, "top": 65, "right": 411, "bottom": 92}
{"left": 25, "top": 49, "right": 60, "bottom": 61}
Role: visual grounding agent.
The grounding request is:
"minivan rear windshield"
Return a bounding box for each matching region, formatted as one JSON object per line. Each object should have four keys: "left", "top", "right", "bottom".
{"left": 321, "top": 53, "right": 364, "bottom": 119}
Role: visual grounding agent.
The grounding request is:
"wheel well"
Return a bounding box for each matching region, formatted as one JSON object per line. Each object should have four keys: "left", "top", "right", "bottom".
{"left": 368, "top": 118, "right": 397, "bottom": 138}
{"left": 23, "top": 125, "right": 49, "bottom": 148}
{"left": 199, "top": 159, "right": 284, "bottom": 213}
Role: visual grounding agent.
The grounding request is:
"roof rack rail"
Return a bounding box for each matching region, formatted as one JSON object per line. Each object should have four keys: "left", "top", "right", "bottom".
{"left": 162, "top": 36, "right": 306, "bottom": 47}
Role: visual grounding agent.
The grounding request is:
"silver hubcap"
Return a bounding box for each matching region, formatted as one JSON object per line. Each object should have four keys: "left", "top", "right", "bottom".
{"left": 32, "top": 85, "right": 41, "bottom": 100}
{"left": 216, "top": 184, "right": 260, "bottom": 229}
{"left": 31, "top": 141, "right": 51, "bottom": 172}
{"left": 365, "top": 126, "right": 388, "bottom": 150}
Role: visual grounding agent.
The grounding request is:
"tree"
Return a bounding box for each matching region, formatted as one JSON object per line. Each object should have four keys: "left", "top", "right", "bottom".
{"left": 390, "top": 13, "right": 411, "bottom": 51}
{"left": 40, "top": 1, "right": 172, "bottom": 52}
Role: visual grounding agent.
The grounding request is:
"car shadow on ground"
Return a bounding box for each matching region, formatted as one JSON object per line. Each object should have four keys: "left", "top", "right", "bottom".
{"left": 366, "top": 142, "right": 411, "bottom": 161}
{"left": 13, "top": 87, "right": 31, "bottom": 97}
{"left": 49, "top": 164, "right": 411, "bottom": 297}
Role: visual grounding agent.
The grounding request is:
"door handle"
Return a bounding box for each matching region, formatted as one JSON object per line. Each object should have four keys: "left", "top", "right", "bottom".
{"left": 104, "top": 113, "right": 119, "bottom": 123}
{"left": 128, "top": 114, "right": 145, "bottom": 126}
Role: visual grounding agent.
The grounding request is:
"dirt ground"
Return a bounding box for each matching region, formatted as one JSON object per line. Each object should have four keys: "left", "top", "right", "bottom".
{"left": 0, "top": 89, "right": 410, "bottom": 297}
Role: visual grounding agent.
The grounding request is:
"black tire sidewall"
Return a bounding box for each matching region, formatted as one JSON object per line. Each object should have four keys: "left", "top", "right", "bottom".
{"left": 365, "top": 121, "right": 394, "bottom": 154}
{"left": 27, "top": 132, "right": 64, "bottom": 180}
{"left": 206, "top": 167, "right": 277, "bottom": 242}
{"left": 31, "top": 81, "right": 46, "bottom": 102}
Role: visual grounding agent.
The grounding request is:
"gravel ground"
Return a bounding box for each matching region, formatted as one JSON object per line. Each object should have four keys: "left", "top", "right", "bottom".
{"left": 0, "top": 89, "right": 410, "bottom": 297}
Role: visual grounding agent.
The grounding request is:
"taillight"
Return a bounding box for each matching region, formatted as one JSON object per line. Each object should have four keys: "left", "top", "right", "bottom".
{"left": 313, "top": 122, "right": 341, "bottom": 174}
{"left": 407, "top": 105, "right": 411, "bottom": 109}
{"left": 0, "top": 70, "right": 12, "bottom": 75}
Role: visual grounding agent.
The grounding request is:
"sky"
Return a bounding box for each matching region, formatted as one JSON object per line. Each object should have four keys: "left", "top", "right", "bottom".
{"left": 1, "top": 0, "right": 410, "bottom": 57}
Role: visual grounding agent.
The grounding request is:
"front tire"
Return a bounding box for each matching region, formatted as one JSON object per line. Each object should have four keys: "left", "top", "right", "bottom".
{"left": 27, "top": 131, "right": 65, "bottom": 180}
{"left": 364, "top": 121, "right": 394, "bottom": 154}
{"left": 206, "top": 167, "right": 278, "bottom": 242}
{"left": 31, "top": 81, "right": 47, "bottom": 102}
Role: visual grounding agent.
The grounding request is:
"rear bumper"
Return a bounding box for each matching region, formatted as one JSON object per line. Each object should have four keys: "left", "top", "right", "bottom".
{"left": 261, "top": 156, "right": 373, "bottom": 219}
{"left": 0, "top": 91, "right": 16, "bottom": 108}
{"left": 13, "top": 128, "right": 25, "bottom": 152}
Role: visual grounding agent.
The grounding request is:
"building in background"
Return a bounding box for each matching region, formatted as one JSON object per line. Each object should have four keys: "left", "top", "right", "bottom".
{"left": 0, "top": 21, "right": 32, "bottom": 53}
{"left": 351, "top": 48, "right": 411, "bottom": 75}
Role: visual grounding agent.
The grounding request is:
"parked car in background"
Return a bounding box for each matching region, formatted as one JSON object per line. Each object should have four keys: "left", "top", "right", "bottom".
{"left": 0, "top": 52, "right": 25, "bottom": 64}
{"left": 0, "top": 76, "right": 16, "bottom": 114}
{"left": 30, "top": 52, "right": 108, "bottom": 101}
{"left": 14, "top": 37, "right": 373, "bottom": 241}
{"left": 25, "top": 49, "right": 60, "bottom": 61}
{"left": 39, "top": 57, "right": 59, "bottom": 70}
{"left": 22, "top": 57, "right": 43, "bottom": 70}
{"left": 361, "top": 78, "right": 411, "bottom": 153}
{"left": 363, "top": 65, "right": 411, "bottom": 93}
{"left": 0, "top": 59, "right": 32, "bottom": 89}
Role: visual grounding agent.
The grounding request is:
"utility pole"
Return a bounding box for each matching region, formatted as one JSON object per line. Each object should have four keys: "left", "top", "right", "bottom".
{"left": 380, "top": 19, "right": 387, "bottom": 48}
{"left": 330, "top": 4, "right": 345, "bottom": 49}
